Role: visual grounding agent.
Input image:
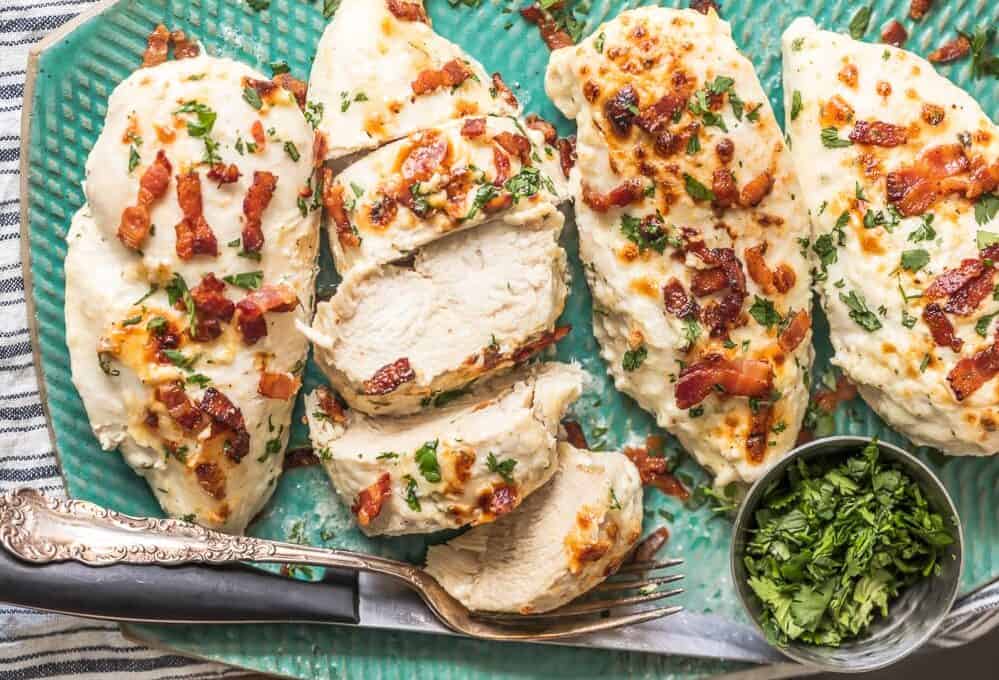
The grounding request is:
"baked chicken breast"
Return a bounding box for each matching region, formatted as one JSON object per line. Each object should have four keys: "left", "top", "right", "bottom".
{"left": 66, "top": 53, "right": 320, "bottom": 532}
{"left": 305, "top": 363, "right": 584, "bottom": 536}
{"left": 308, "top": 0, "right": 519, "bottom": 161}
{"left": 425, "top": 442, "right": 642, "bottom": 614}
{"left": 783, "top": 18, "right": 999, "bottom": 454}
{"left": 546, "top": 8, "right": 813, "bottom": 485}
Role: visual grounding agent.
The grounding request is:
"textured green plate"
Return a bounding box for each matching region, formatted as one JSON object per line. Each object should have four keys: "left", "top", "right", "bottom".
{"left": 21, "top": 0, "right": 998, "bottom": 677}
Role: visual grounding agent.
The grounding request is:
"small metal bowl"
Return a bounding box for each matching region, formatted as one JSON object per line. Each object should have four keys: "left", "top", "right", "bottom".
{"left": 730, "top": 436, "right": 964, "bottom": 673}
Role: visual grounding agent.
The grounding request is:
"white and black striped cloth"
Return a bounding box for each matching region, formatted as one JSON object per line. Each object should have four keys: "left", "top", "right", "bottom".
{"left": 0, "top": 1, "right": 241, "bottom": 678}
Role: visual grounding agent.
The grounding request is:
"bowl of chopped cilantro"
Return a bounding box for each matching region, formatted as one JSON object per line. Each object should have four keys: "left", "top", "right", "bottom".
{"left": 731, "top": 436, "right": 962, "bottom": 672}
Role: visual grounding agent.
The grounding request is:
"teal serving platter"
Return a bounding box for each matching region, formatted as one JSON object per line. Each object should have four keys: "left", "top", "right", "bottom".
{"left": 19, "top": 0, "right": 998, "bottom": 677}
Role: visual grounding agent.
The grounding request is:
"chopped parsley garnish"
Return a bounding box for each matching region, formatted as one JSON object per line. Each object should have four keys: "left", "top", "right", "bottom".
{"left": 339, "top": 90, "right": 368, "bottom": 113}
{"left": 269, "top": 60, "right": 289, "bottom": 76}
{"left": 403, "top": 475, "right": 420, "bottom": 512}
{"left": 622, "top": 345, "right": 648, "bottom": 372}
{"left": 186, "top": 373, "right": 211, "bottom": 388}
{"left": 977, "top": 230, "right": 999, "bottom": 250}
{"left": 683, "top": 317, "right": 702, "bottom": 350}
{"left": 98, "top": 351, "right": 119, "bottom": 377}
{"left": 147, "top": 316, "right": 168, "bottom": 334}
{"left": 429, "top": 388, "right": 470, "bottom": 408}
{"left": 960, "top": 26, "right": 999, "bottom": 80}
{"left": 486, "top": 452, "right": 517, "bottom": 484}
{"left": 620, "top": 213, "right": 676, "bottom": 254}
{"left": 791, "top": 37, "right": 805, "bottom": 51}
{"left": 128, "top": 145, "right": 141, "bottom": 173}
{"left": 790, "top": 90, "right": 802, "bottom": 121}
{"left": 283, "top": 141, "right": 300, "bottom": 162}
{"left": 749, "top": 296, "right": 783, "bottom": 328}
{"left": 820, "top": 127, "right": 852, "bottom": 148}
{"left": 462, "top": 184, "right": 498, "bottom": 221}
{"left": 689, "top": 406, "right": 705, "bottom": 418}
{"left": 976, "top": 193, "right": 999, "bottom": 226}
{"left": 414, "top": 440, "right": 441, "bottom": 483}
{"left": 608, "top": 487, "right": 622, "bottom": 510}
{"left": 259, "top": 426, "right": 284, "bottom": 462}
{"left": 376, "top": 452, "right": 399, "bottom": 460}
{"left": 595, "top": 31, "right": 606, "bottom": 53}
{"left": 743, "top": 438, "right": 954, "bottom": 647}
{"left": 174, "top": 101, "right": 217, "bottom": 137}
{"left": 848, "top": 6, "right": 872, "bottom": 39}
{"left": 683, "top": 173, "right": 716, "bottom": 202}
{"left": 121, "top": 315, "right": 142, "bottom": 326}
{"left": 164, "top": 273, "right": 197, "bottom": 337}
{"left": 901, "top": 309, "right": 917, "bottom": 329}
{"left": 223, "top": 271, "right": 263, "bottom": 290}
{"left": 504, "top": 166, "right": 554, "bottom": 202}
{"left": 304, "top": 101, "right": 324, "bottom": 130}
{"left": 976, "top": 311, "right": 999, "bottom": 337}
{"left": 688, "top": 88, "right": 728, "bottom": 132}
{"left": 134, "top": 284, "right": 158, "bottom": 305}
{"left": 840, "top": 290, "right": 882, "bottom": 331}
{"left": 686, "top": 134, "right": 701, "bottom": 155}
{"left": 163, "top": 349, "right": 199, "bottom": 371}
{"left": 909, "top": 214, "right": 937, "bottom": 242}
{"left": 242, "top": 87, "right": 263, "bottom": 110}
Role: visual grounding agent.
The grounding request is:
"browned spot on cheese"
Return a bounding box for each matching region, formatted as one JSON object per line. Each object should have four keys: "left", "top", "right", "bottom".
{"left": 364, "top": 114, "right": 386, "bottom": 138}
{"left": 876, "top": 81, "right": 892, "bottom": 97}
{"left": 454, "top": 100, "right": 480, "bottom": 117}
{"left": 838, "top": 62, "right": 859, "bottom": 89}
{"left": 859, "top": 230, "right": 885, "bottom": 254}
{"left": 618, "top": 242, "right": 640, "bottom": 262}
{"left": 630, "top": 276, "right": 658, "bottom": 299}
{"left": 882, "top": 342, "right": 897, "bottom": 354}
{"left": 820, "top": 95, "right": 855, "bottom": 127}
{"left": 154, "top": 124, "right": 176, "bottom": 144}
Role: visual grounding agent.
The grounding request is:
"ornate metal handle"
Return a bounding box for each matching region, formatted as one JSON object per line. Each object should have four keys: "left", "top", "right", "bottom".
{"left": 0, "top": 488, "right": 415, "bottom": 582}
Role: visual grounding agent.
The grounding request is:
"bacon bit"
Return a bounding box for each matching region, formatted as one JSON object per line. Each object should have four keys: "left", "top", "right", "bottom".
{"left": 387, "top": 0, "right": 428, "bottom": 22}
{"left": 243, "top": 77, "right": 279, "bottom": 105}
{"left": 773, "top": 265, "right": 796, "bottom": 294}
{"left": 880, "top": 20, "right": 908, "bottom": 47}
{"left": 685, "top": 239, "right": 748, "bottom": 337}
{"left": 189, "top": 273, "right": 234, "bottom": 342}
{"left": 142, "top": 24, "right": 170, "bottom": 68}
{"left": 622, "top": 444, "right": 689, "bottom": 500}
{"left": 923, "top": 303, "right": 963, "bottom": 352}
{"left": 949, "top": 341, "right": 999, "bottom": 401}
{"left": 118, "top": 150, "right": 172, "bottom": 250}
{"left": 490, "top": 73, "right": 519, "bottom": 108}
{"left": 928, "top": 35, "right": 970, "bottom": 63}
{"left": 925, "top": 259, "right": 984, "bottom": 300}
{"left": 562, "top": 420, "right": 589, "bottom": 449}
{"left": 199, "top": 388, "right": 250, "bottom": 462}
{"left": 691, "top": 268, "right": 729, "bottom": 297}
{"left": 739, "top": 171, "right": 774, "bottom": 207}
{"left": 921, "top": 103, "right": 946, "bottom": 126}
{"left": 241, "top": 171, "right": 277, "bottom": 254}
{"left": 401, "top": 132, "right": 449, "bottom": 182}
{"left": 512, "top": 325, "right": 571, "bottom": 363}
{"left": 945, "top": 268, "right": 996, "bottom": 316}
{"left": 675, "top": 354, "right": 774, "bottom": 409}
{"left": 746, "top": 403, "right": 773, "bottom": 463}
{"left": 273, "top": 73, "right": 307, "bottom": 110}
{"left": 313, "top": 131, "right": 328, "bottom": 167}
{"left": 250, "top": 120, "right": 266, "bottom": 148}
{"left": 689, "top": 0, "right": 720, "bottom": 14}
{"left": 322, "top": 172, "right": 359, "bottom": 249}
{"left": 909, "top": 0, "right": 932, "bottom": 20}
{"left": 493, "top": 131, "right": 532, "bottom": 164}
{"left": 363, "top": 358, "right": 416, "bottom": 396}
{"left": 206, "top": 163, "right": 241, "bottom": 186}
{"left": 461, "top": 117, "right": 487, "bottom": 139}
{"left": 556, "top": 135, "right": 576, "bottom": 179}
{"left": 352, "top": 473, "right": 391, "bottom": 527}
{"left": 968, "top": 157, "right": 999, "bottom": 200}
{"left": 635, "top": 85, "right": 692, "bottom": 135}
{"left": 604, "top": 84, "right": 639, "bottom": 137}
{"left": 581, "top": 179, "right": 645, "bottom": 212}
{"left": 632, "top": 526, "right": 670, "bottom": 564}
{"left": 712, "top": 169, "right": 739, "bottom": 209}
{"left": 663, "top": 278, "right": 699, "bottom": 318}
{"left": 170, "top": 30, "right": 199, "bottom": 59}
{"left": 525, "top": 114, "right": 558, "bottom": 145}
{"left": 778, "top": 310, "right": 810, "bottom": 353}
{"left": 520, "top": 4, "right": 574, "bottom": 50}
{"left": 195, "top": 462, "right": 226, "bottom": 500}
{"left": 849, "top": 120, "right": 909, "bottom": 147}
{"left": 155, "top": 381, "right": 205, "bottom": 431}
{"left": 284, "top": 448, "right": 321, "bottom": 470}
{"left": 480, "top": 485, "right": 518, "bottom": 516}
{"left": 744, "top": 244, "right": 774, "bottom": 293}
{"left": 814, "top": 374, "right": 858, "bottom": 415}
{"left": 411, "top": 59, "right": 471, "bottom": 96}
{"left": 258, "top": 371, "right": 301, "bottom": 400}
{"left": 315, "top": 385, "right": 348, "bottom": 424}
{"left": 174, "top": 172, "right": 219, "bottom": 260}
{"left": 234, "top": 284, "right": 298, "bottom": 345}
{"left": 482, "top": 192, "right": 514, "bottom": 214}
{"left": 368, "top": 197, "right": 399, "bottom": 227}
{"left": 820, "top": 95, "right": 855, "bottom": 127}
{"left": 715, "top": 138, "right": 735, "bottom": 164}
{"left": 491, "top": 146, "right": 512, "bottom": 186}
{"left": 886, "top": 144, "right": 970, "bottom": 216}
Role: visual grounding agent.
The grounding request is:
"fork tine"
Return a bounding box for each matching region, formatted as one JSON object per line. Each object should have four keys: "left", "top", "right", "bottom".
{"left": 490, "top": 605, "right": 685, "bottom": 640}
{"left": 595, "top": 573, "right": 684, "bottom": 592}
{"left": 615, "top": 557, "right": 684, "bottom": 573}
{"left": 475, "top": 587, "right": 685, "bottom": 621}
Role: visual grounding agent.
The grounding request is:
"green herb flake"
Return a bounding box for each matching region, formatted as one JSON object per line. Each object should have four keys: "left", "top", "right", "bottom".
{"left": 749, "top": 296, "right": 783, "bottom": 329}
{"left": 414, "top": 440, "right": 441, "bottom": 483}
{"left": 486, "top": 452, "right": 517, "bottom": 484}
{"left": 403, "top": 475, "right": 421, "bottom": 512}
{"left": 976, "top": 193, "right": 999, "bottom": 226}
{"left": 839, "top": 290, "right": 882, "bottom": 332}
{"left": 243, "top": 86, "right": 263, "bottom": 110}
{"left": 790, "top": 90, "right": 803, "bottom": 121}
{"left": 900, "top": 249, "right": 930, "bottom": 272}
{"left": 283, "top": 141, "right": 300, "bottom": 162}
{"left": 222, "top": 271, "right": 263, "bottom": 290}
{"left": 683, "top": 173, "right": 716, "bottom": 202}
{"left": 977, "top": 230, "right": 999, "bottom": 250}
{"left": 976, "top": 311, "right": 999, "bottom": 337}
{"left": 820, "top": 127, "right": 852, "bottom": 148}
{"left": 622, "top": 345, "right": 648, "bottom": 372}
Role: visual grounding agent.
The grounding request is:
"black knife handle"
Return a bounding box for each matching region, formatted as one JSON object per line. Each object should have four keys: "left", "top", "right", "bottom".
{"left": 0, "top": 546, "right": 359, "bottom": 625}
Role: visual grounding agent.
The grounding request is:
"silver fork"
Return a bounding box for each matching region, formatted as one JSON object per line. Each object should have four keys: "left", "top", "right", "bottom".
{"left": 0, "top": 488, "right": 683, "bottom": 640}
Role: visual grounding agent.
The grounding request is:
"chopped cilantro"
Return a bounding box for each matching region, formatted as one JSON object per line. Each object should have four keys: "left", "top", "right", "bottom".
{"left": 977, "top": 230, "right": 999, "bottom": 250}
{"left": 900, "top": 249, "right": 930, "bottom": 272}
{"left": 790, "top": 90, "right": 802, "bottom": 121}
{"left": 283, "top": 141, "right": 300, "bottom": 162}
{"left": 243, "top": 87, "right": 263, "bottom": 110}
{"left": 683, "top": 173, "right": 716, "bottom": 202}
{"left": 622, "top": 345, "right": 648, "bottom": 372}
{"left": 976, "top": 193, "right": 999, "bottom": 226}
{"left": 909, "top": 214, "right": 936, "bottom": 242}
{"left": 414, "top": 440, "right": 441, "bottom": 483}
{"left": 976, "top": 311, "right": 999, "bottom": 337}
{"left": 223, "top": 271, "right": 263, "bottom": 290}
{"left": 749, "top": 296, "right": 783, "bottom": 328}
{"left": 821, "top": 127, "right": 852, "bottom": 148}
{"left": 840, "top": 290, "right": 882, "bottom": 331}
{"left": 486, "top": 452, "right": 517, "bottom": 484}
{"left": 403, "top": 475, "right": 420, "bottom": 512}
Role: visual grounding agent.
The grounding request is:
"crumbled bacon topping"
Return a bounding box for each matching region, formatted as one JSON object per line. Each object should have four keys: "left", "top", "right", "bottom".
{"left": 315, "top": 385, "right": 348, "bottom": 424}
{"left": 556, "top": 135, "right": 576, "bottom": 179}
{"left": 401, "top": 132, "right": 450, "bottom": 182}
{"left": 921, "top": 104, "right": 946, "bottom": 126}
{"left": 746, "top": 402, "right": 773, "bottom": 463}
{"left": 141, "top": 25, "right": 170, "bottom": 68}
{"left": 634, "top": 77, "right": 693, "bottom": 135}
{"left": 118, "top": 150, "right": 172, "bottom": 251}
{"left": 949, "top": 340, "right": 999, "bottom": 401}
{"left": 520, "top": 4, "right": 574, "bottom": 50}
{"left": 258, "top": 371, "right": 301, "bottom": 400}
{"left": 273, "top": 73, "right": 307, "bottom": 110}
{"left": 492, "top": 146, "right": 512, "bottom": 186}
{"left": 685, "top": 236, "right": 748, "bottom": 337}
{"left": 623, "top": 439, "right": 689, "bottom": 500}
{"left": 251, "top": 120, "right": 266, "bottom": 148}
{"left": 604, "top": 84, "right": 639, "bottom": 137}
{"left": 353, "top": 473, "right": 392, "bottom": 526}
{"left": 199, "top": 387, "right": 250, "bottom": 462}
{"left": 663, "top": 278, "right": 699, "bottom": 319}
{"left": 480, "top": 484, "right": 518, "bottom": 516}
{"left": 778, "top": 309, "right": 810, "bottom": 353}
{"left": 189, "top": 273, "right": 234, "bottom": 342}
{"left": 234, "top": 284, "right": 298, "bottom": 345}
{"left": 928, "top": 35, "right": 970, "bottom": 63}
{"left": 174, "top": 170, "right": 219, "bottom": 260}
{"left": 242, "top": 77, "right": 279, "bottom": 104}
{"left": 909, "top": 0, "right": 932, "bottom": 20}
{"left": 562, "top": 420, "right": 589, "bottom": 449}
{"left": 411, "top": 59, "right": 472, "bottom": 96}
{"left": 880, "top": 20, "right": 908, "bottom": 47}
{"left": 925, "top": 252, "right": 998, "bottom": 316}
{"left": 923, "top": 303, "right": 963, "bottom": 352}
{"left": 925, "top": 258, "right": 984, "bottom": 300}
{"left": 849, "top": 120, "right": 909, "bottom": 147}
{"left": 170, "top": 30, "right": 200, "bottom": 59}
{"left": 739, "top": 171, "right": 774, "bottom": 208}
{"left": 155, "top": 381, "right": 205, "bottom": 432}
{"left": 675, "top": 354, "right": 774, "bottom": 409}
{"left": 715, "top": 138, "right": 735, "bottom": 164}
{"left": 460, "top": 117, "right": 487, "bottom": 139}
{"left": 581, "top": 179, "right": 645, "bottom": 212}
{"left": 525, "top": 114, "right": 558, "bottom": 145}
{"left": 195, "top": 462, "right": 226, "bottom": 500}
{"left": 493, "top": 131, "right": 532, "bottom": 164}
{"left": 886, "top": 143, "right": 985, "bottom": 216}
{"left": 512, "top": 325, "right": 571, "bottom": 363}
{"left": 322, "top": 171, "right": 359, "bottom": 249}
{"left": 206, "top": 163, "right": 241, "bottom": 186}
{"left": 387, "top": 0, "right": 427, "bottom": 22}
{"left": 744, "top": 244, "right": 774, "bottom": 293}
{"left": 241, "top": 170, "right": 277, "bottom": 254}
{"left": 490, "top": 73, "right": 519, "bottom": 108}
{"left": 363, "top": 358, "right": 416, "bottom": 396}
{"left": 712, "top": 169, "right": 739, "bottom": 209}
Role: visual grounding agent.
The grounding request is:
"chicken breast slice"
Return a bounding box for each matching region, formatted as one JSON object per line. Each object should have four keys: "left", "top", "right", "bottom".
{"left": 309, "top": 0, "right": 519, "bottom": 161}
{"left": 783, "top": 18, "right": 999, "bottom": 455}
{"left": 425, "top": 442, "right": 642, "bottom": 614}
{"left": 305, "top": 362, "right": 585, "bottom": 536}
{"left": 305, "top": 212, "right": 569, "bottom": 416}
{"left": 66, "top": 55, "right": 320, "bottom": 532}
{"left": 324, "top": 115, "right": 568, "bottom": 275}
{"left": 545, "top": 8, "right": 813, "bottom": 486}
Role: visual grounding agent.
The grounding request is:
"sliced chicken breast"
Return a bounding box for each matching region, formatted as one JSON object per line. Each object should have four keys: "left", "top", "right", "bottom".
{"left": 783, "top": 18, "right": 999, "bottom": 455}
{"left": 545, "top": 8, "right": 813, "bottom": 485}
{"left": 305, "top": 212, "right": 569, "bottom": 416}
{"left": 305, "top": 363, "right": 584, "bottom": 536}
{"left": 425, "top": 442, "right": 642, "bottom": 614}
{"left": 323, "top": 115, "right": 568, "bottom": 274}
{"left": 66, "top": 54, "right": 320, "bottom": 532}
{"left": 309, "top": 0, "right": 519, "bottom": 161}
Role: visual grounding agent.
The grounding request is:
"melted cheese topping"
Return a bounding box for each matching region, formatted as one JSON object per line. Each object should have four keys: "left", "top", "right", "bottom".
{"left": 783, "top": 17, "right": 999, "bottom": 455}
{"left": 546, "top": 8, "right": 813, "bottom": 485}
